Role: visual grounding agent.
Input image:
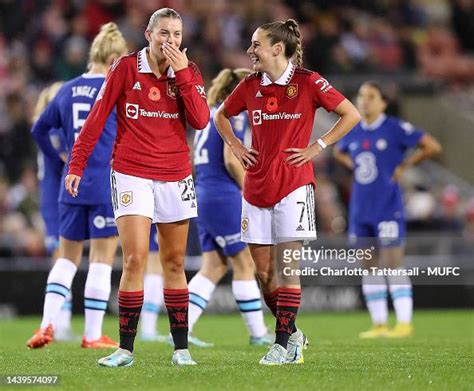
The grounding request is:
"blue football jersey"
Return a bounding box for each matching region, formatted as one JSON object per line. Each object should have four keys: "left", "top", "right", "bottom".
{"left": 32, "top": 74, "right": 117, "bottom": 205}
{"left": 193, "top": 105, "right": 248, "bottom": 196}
{"left": 337, "top": 114, "right": 424, "bottom": 222}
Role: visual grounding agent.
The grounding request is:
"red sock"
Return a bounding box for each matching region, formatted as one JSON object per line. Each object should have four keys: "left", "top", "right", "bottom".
{"left": 164, "top": 288, "right": 189, "bottom": 350}
{"left": 263, "top": 288, "right": 279, "bottom": 317}
{"left": 118, "top": 290, "right": 144, "bottom": 353}
{"left": 275, "top": 287, "right": 301, "bottom": 348}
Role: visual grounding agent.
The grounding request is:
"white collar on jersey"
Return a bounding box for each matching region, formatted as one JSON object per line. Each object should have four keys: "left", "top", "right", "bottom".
{"left": 82, "top": 73, "right": 105, "bottom": 79}
{"left": 361, "top": 113, "right": 387, "bottom": 131}
{"left": 81, "top": 73, "right": 105, "bottom": 79}
{"left": 260, "top": 61, "right": 295, "bottom": 86}
{"left": 137, "top": 47, "right": 175, "bottom": 78}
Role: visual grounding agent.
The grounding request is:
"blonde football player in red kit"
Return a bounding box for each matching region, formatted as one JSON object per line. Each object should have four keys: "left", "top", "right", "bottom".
{"left": 214, "top": 19, "right": 361, "bottom": 365}
{"left": 65, "top": 8, "right": 210, "bottom": 367}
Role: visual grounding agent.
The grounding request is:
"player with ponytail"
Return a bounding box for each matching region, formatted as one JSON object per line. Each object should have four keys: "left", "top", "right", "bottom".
{"left": 214, "top": 19, "right": 361, "bottom": 365}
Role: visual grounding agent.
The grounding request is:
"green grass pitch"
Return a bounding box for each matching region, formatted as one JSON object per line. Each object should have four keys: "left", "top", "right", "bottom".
{"left": 0, "top": 310, "right": 472, "bottom": 390}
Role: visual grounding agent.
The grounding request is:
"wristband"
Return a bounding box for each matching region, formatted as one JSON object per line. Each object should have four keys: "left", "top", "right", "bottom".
{"left": 317, "top": 138, "right": 327, "bottom": 149}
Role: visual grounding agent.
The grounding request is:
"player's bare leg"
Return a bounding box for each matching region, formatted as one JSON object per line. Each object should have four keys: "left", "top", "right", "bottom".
{"left": 249, "top": 244, "right": 278, "bottom": 315}
{"left": 98, "top": 215, "right": 150, "bottom": 367}
{"left": 199, "top": 250, "right": 228, "bottom": 283}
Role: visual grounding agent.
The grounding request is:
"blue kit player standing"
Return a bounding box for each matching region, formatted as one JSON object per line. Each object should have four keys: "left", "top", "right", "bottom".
{"left": 189, "top": 68, "right": 272, "bottom": 347}
{"left": 34, "top": 83, "right": 67, "bottom": 257}
{"left": 28, "top": 23, "right": 128, "bottom": 349}
{"left": 334, "top": 81, "right": 441, "bottom": 338}
{"left": 34, "top": 82, "right": 75, "bottom": 340}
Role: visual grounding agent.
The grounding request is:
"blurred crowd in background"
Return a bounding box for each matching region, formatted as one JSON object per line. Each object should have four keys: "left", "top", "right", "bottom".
{"left": 1, "top": 0, "right": 474, "bottom": 257}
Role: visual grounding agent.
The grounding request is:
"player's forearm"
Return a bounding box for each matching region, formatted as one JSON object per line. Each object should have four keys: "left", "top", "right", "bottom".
{"left": 180, "top": 87, "right": 210, "bottom": 130}
{"left": 68, "top": 116, "right": 106, "bottom": 176}
{"left": 31, "top": 122, "right": 63, "bottom": 164}
{"left": 175, "top": 67, "right": 210, "bottom": 130}
{"left": 214, "top": 105, "right": 242, "bottom": 147}
{"left": 68, "top": 132, "right": 103, "bottom": 176}
{"left": 68, "top": 143, "right": 90, "bottom": 176}
{"left": 401, "top": 148, "right": 436, "bottom": 168}
{"left": 320, "top": 100, "right": 361, "bottom": 147}
{"left": 225, "top": 162, "right": 245, "bottom": 189}
{"left": 184, "top": 98, "right": 210, "bottom": 130}
{"left": 401, "top": 134, "right": 442, "bottom": 168}
{"left": 224, "top": 144, "right": 245, "bottom": 188}
{"left": 333, "top": 148, "right": 353, "bottom": 170}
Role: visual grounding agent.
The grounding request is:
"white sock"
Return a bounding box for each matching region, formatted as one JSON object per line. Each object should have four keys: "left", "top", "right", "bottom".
{"left": 362, "top": 274, "right": 388, "bottom": 325}
{"left": 232, "top": 280, "right": 267, "bottom": 338}
{"left": 55, "top": 291, "right": 73, "bottom": 333}
{"left": 83, "top": 263, "right": 112, "bottom": 341}
{"left": 41, "top": 258, "right": 77, "bottom": 329}
{"left": 141, "top": 273, "right": 164, "bottom": 337}
{"left": 188, "top": 273, "right": 216, "bottom": 332}
{"left": 387, "top": 269, "right": 413, "bottom": 324}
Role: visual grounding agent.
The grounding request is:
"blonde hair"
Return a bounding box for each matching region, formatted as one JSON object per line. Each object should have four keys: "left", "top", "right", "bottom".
{"left": 146, "top": 8, "right": 182, "bottom": 32}
{"left": 259, "top": 19, "right": 303, "bottom": 67}
{"left": 33, "top": 81, "right": 64, "bottom": 123}
{"left": 88, "top": 22, "right": 127, "bottom": 65}
{"left": 207, "top": 68, "right": 252, "bottom": 106}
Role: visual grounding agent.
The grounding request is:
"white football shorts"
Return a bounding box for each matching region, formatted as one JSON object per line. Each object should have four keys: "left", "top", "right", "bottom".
{"left": 241, "top": 184, "right": 317, "bottom": 245}
{"left": 110, "top": 170, "right": 198, "bottom": 223}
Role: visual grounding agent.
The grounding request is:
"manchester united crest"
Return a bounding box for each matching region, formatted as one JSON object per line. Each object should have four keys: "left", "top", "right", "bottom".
{"left": 241, "top": 217, "right": 249, "bottom": 233}
{"left": 167, "top": 81, "right": 179, "bottom": 99}
{"left": 120, "top": 191, "right": 133, "bottom": 207}
{"left": 286, "top": 84, "right": 298, "bottom": 99}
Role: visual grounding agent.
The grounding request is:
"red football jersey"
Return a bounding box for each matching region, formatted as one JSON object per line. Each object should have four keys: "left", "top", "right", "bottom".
{"left": 69, "top": 47, "right": 210, "bottom": 181}
{"left": 224, "top": 62, "right": 345, "bottom": 207}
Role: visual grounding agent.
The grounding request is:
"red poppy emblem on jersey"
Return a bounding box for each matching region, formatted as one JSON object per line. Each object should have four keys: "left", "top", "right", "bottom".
{"left": 266, "top": 97, "right": 278, "bottom": 112}
{"left": 148, "top": 87, "right": 161, "bottom": 101}
{"left": 286, "top": 84, "right": 298, "bottom": 99}
{"left": 362, "top": 140, "right": 370, "bottom": 150}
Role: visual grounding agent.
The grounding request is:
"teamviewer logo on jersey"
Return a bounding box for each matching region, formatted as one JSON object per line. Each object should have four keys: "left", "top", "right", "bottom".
{"left": 126, "top": 103, "right": 139, "bottom": 119}
{"left": 252, "top": 110, "right": 262, "bottom": 125}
